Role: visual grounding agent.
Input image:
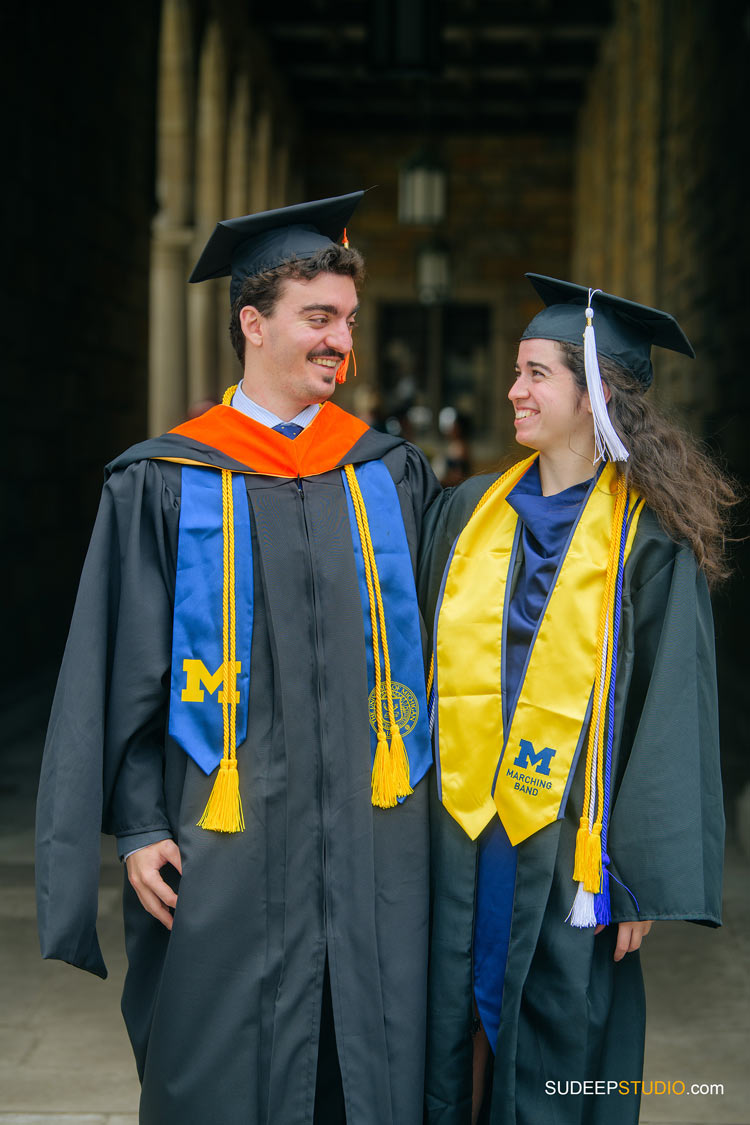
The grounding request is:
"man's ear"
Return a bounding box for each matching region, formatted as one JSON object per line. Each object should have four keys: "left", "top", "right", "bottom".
{"left": 240, "top": 305, "right": 264, "bottom": 348}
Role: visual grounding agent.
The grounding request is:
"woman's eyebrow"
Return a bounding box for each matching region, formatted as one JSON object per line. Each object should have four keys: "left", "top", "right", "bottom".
{"left": 520, "top": 360, "right": 553, "bottom": 372}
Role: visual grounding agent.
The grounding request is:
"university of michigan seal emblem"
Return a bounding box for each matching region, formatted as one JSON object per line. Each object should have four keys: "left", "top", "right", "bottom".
{"left": 368, "top": 682, "right": 419, "bottom": 737}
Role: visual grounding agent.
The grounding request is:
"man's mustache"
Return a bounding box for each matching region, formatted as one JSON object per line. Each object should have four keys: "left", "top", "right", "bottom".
{"left": 308, "top": 348, "right": 346, "bottom": 360}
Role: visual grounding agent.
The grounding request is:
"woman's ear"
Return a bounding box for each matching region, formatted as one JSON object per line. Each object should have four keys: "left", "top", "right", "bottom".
{"left": 239, "top": 305, "right": 264, "bottom": 348}
{"left": 584, "top": 381, "right": 611, "bottom": 413}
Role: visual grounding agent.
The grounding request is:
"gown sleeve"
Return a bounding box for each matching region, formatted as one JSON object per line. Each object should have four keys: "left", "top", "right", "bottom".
{"left": 400, "top": 442, "right": 443, "bottom": 553}
{"left": 35, "top": 460, "right": 180, "bottom": 977}
{"left": 607, "top": 518, "right": 724, "bottom": 925}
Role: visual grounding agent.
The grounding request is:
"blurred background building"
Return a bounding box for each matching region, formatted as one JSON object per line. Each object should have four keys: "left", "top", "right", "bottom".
{"left": 2, "top": 0, "right": 749, "bottom": 833}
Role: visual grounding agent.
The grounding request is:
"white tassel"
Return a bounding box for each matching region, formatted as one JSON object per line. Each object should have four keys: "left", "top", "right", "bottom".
{"left": 583, "top": 300, "right": 630, "bottom": 464}
{"left": 567, "top": 881, "right": 597, "bottom": 928}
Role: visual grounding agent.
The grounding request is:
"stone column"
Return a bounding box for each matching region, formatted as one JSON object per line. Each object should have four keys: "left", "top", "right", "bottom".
{"left": 149, "top": 0, "right": 193, "bottom": 435}
{"left": 188, "top": 19, "right": 228, "bottom": 407}
{"left": 271, "top": 131, "right": 290, "bottom": 207}
{"left": 218, "top": 67, "right": 254, "bottom": 386}
{"left": 226, "top": 68, "right": 253, "bottom": 216}
{"left": 250, "top": 97, "right": 273, "bottom": 214}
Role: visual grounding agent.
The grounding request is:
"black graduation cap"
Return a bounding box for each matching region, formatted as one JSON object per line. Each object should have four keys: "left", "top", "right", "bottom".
{"left": 521, "top": 274, "right": 694, "bottom": 387}
{"left": 189, "top": 191, "right": 365, "bottom": 305}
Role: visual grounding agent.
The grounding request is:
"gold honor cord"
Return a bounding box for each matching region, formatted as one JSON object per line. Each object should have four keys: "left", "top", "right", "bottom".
{"left": 568, "top": 476, "right": 629, "bottom": 924}
{"left": 344, "top": 464, "right": 412, "bottom": 807}
{"left": 198, "top": 464, "right": 245, "bottom": 833}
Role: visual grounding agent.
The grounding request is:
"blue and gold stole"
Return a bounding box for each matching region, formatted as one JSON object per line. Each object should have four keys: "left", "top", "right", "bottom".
{"left": 167, "top": 452, "right": 431, "bottom": 832}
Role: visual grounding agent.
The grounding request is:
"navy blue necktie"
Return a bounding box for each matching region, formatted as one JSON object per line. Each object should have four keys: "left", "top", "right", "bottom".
{"left": 272, "top": 422, "right": 304, "bottom": 440}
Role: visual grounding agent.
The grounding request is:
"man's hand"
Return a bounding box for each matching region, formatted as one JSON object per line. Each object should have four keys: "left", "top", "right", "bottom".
{"left": 595, "top": 920, "right": 653, "bottom": 961}
{"left": 125, "top": 839, "right": 182, "bottom": 930}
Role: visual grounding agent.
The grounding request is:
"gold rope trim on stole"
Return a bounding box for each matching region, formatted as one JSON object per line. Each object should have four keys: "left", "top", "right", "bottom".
{"left": 470, "top": 457, "right": 537, "bottom": 520}
{"left": 574, "top": 474, "right": 628, "bottom": 889}
{"left": 197, "top": 464, "right": 245, "bottom": 833}
{"left": 344, "top": 464, "right": 412, "bottom": 807}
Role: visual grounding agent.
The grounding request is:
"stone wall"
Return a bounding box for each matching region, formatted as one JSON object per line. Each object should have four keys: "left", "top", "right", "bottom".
{"left": 573, "top": 0, "right": 750, "bottom": 441}
{"left": 1, "top": 5, "right": 160, "bottom": 680}
{"left": 572, "top": 0, "right": 750, "bottom": 811}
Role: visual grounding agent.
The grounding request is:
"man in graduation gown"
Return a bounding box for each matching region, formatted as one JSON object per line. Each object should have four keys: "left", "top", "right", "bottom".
{"left": 35, "top": 191, "right": 440, "bottom": 1125}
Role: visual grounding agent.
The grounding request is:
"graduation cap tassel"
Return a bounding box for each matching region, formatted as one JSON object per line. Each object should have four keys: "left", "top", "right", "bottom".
{"left": 583, "top": 293, "right": 630, "bottom": 464}
{"left": 336, "top": 347, "right": 357, "bottom": 384}
{"left": 198, "top": 467, "right": 245, "bottom": 833}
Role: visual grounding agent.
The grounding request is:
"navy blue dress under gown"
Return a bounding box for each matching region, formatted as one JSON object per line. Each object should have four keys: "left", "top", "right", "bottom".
{"left": 473, "top": 462, "right": 591, "bottom": 1051}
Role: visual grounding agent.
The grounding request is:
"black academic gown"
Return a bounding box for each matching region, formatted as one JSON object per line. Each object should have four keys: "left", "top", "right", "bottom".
{"left": 36, "top": 422, "right": 440, "bottom": 1125}
{"left": 418, "top": 474, "right": 724, "bottom": 1125}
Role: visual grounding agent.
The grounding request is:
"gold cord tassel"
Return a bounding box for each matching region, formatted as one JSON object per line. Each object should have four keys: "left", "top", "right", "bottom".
{"left": 198, "top": 468, "right": 245, "bottom": 833}
{"left": 345, "top": 465, "right": 412, "bottom": 807}
{"left": 571, "top": 477, "right": 628, "bottom": 893}
{"left": 198, "top": 757, "right": 245, "bottom": 832}
{"left": 573, "top": 816, "right": 590, "bottom": 882}
{"left": 388, "top": 728, "right": 412, "bottom": 798}
{"left": 583, "top": 823, "right": 602, "bottom": 893}
{"left": 372, "top": 733, "right": 398, "bottom": 808}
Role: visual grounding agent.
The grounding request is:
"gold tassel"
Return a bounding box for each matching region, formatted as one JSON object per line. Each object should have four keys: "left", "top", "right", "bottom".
{"left": 389, "top": 728, "right": 413, "bottom": 799}
{"left": 573, "top": 816, "right": 590, "bottom": 882}
{"left": 198, "top": 467, "right": 245, "bottom": 833}
{"left": 584, "top": 824, "right": 602, "bottom": 893}
{"left": 198, "top": 758, "right": 245, "bottom": 832}
{"left": 571, "top": 478, "right": 628, "bottom": 892}
{"left": 371, "top": 734, "right": 398, "bottom": 808}
{"left": 345, "top": 463, "right": 416, "bottom": 809}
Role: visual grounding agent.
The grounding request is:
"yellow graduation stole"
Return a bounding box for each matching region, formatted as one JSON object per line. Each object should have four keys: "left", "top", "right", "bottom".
{"left": 435, "top": 455, "right": 642, "bottom": 848}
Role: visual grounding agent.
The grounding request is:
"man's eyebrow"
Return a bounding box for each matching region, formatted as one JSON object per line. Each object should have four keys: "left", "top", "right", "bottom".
{"left": 299, "top": 303, "right": 360, "bottom": 316}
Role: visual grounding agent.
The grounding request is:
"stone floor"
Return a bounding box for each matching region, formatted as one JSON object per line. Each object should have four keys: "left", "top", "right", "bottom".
{"left": 1, "top": 687, "right": 748, "bottom": 1124}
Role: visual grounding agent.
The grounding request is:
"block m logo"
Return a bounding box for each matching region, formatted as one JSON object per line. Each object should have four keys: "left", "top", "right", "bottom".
{"left": 181, "top": 659, "right": 241, "bottom": 703}
{"left": 513, "top": 738, "right": 556, "bottom": 776}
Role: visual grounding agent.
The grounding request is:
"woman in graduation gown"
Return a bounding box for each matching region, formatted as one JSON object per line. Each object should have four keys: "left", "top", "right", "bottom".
{"left": 419, "top": 275, "right": 734, "bottom": 1125}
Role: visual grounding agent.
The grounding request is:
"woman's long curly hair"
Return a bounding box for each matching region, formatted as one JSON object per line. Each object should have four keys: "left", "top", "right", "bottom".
{"left": 559, "top": 341, "right": 739, "bottom": 588}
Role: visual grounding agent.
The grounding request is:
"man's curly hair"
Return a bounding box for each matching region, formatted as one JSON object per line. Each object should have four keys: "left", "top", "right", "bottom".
{"left": 229, "top": 244, "right": 365, "bottom": 364}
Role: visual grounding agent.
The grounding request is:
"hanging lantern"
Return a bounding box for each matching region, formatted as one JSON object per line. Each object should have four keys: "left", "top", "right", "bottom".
{"left": 416, "top": 241, "right": 450, "bottom": 304}
{"left": 399, "top": 150, "right": 447, "bottom": 224}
